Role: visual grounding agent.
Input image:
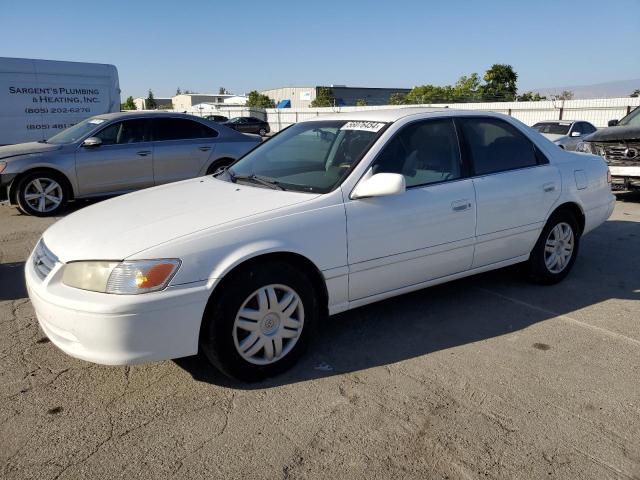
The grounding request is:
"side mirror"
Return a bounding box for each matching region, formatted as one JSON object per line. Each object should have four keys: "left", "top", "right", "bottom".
{"left": 82, "top": 137, "right": 102, "bottom": 148}
{"left": 351, "top": 173, "right": 406, "bottom": 200}
{"left": 570, "top": 131, "right": 581, "bottom": 137}
{"left": 608, "top": 119, "right": 619, "bottom": 127}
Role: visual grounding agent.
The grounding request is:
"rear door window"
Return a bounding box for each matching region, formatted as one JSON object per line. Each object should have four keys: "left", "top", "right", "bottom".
{"left": 457, "top": 117, "right": 538, "bottom": 175}
{"left": 153, "top": 118, "right": 218, "bottom": 141}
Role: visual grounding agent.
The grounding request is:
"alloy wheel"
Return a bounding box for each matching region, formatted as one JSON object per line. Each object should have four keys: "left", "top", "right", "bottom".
{"left": 23, "top": 178, "right": 63, "bottom": 213}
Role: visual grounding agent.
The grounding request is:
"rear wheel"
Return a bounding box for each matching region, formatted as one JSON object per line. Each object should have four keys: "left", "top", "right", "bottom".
{"left": 16, "top": 171, "right": 68, "bottom": 217}
{"left": 206, "top": 158, "right": 235, "bottom": 175}
{"left": 258, "top": 128, "right": 267, "bottom": 137}
{"left": 527, "top": 210, "right": 580, "bottom": 284}
{"left": 200, "top": 262, "right": 319, "bottom": 381}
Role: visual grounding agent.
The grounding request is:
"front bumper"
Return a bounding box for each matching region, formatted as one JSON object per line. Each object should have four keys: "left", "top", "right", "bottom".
{"left": 608, "top": 166, "right": 640, "bottom": 190}
{"left": 25, "top": 249, "right": 212, "bottom": 365}
{"left": 0, "top": 173, "right": 17, "bottom": 202}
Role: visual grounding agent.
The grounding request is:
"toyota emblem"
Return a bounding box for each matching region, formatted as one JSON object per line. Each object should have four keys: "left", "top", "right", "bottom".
{"left": 624, "top": 148, "right": 638, "bottom": 159}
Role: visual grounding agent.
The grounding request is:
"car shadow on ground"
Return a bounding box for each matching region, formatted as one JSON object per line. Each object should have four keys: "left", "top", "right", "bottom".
{"left": 175, "top": 216, "right": 640, "bottom": 389}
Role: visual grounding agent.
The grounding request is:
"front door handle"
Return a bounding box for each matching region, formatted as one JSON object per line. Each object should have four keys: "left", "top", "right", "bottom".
{"left": 451, "top": 199, "right": 472, "bottom": 212}
{"left": 542, "top": 182, "right": 556, "bottom": 192}
{"left": 136, "top": 150, "right": 151, "bottom": 157}
{"left": 198, "top": 146, "right": 212, "bottom": 152}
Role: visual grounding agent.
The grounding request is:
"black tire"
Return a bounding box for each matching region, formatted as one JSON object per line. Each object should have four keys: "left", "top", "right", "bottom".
{"left": 200, "top": 261, "right": 319, "bottom": 381}
{"left": 527, "top": 210, "right": 580, "bottom": 285}
{"left": 206, "top": 158, "right": 234, "bottom": 176}
{"left": 258, "top": 128, "right": 267, "bottom": 137}
{"left": 16, "top": 171, "right": 69, "bottom": 217}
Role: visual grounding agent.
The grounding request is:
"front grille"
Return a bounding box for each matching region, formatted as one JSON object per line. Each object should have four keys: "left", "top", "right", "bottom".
{"left": 32, "top": 240, "right": 59, "bottom": 280}
{"left": 594, "top": 142, "right": 640, "bottom": 166}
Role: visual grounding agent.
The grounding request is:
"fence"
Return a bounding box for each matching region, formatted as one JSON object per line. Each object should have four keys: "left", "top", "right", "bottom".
{"left": 182, "top": 97, "right": 640, "bottom": 132}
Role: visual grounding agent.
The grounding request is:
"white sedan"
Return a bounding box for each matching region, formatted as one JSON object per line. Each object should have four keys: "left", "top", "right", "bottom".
{"left": 26, "top": 109, "right": 615, "bottom": 381}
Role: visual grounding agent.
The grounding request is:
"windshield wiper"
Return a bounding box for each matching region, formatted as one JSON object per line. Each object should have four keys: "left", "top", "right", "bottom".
{"left": 37, "top": 139, "right": 47, "bottom": 143}
{"left": 229, "top": 171, "right": 285, "bottom": 191}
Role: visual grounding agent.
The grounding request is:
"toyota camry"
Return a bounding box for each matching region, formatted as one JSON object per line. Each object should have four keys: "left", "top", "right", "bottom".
{"left": 25, "top": 108, "right": 615, "bottom": 381}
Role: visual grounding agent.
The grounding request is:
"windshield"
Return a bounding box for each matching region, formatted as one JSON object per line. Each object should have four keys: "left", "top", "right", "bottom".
{"left": 226, "top": 120, "right": 386, "bottom": 193}
{"left": 532, "top": 122, "right": 571, "bottom": 135}
{"left": 618, "top": 107, "right": 640, "bottom": 127}
{"left": 46, "top": 117, "right": 105, "bottom": 144}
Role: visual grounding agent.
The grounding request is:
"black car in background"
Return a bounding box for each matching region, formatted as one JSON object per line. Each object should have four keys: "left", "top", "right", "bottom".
{"left": 205, "top": 115, "right": 229, "bottom": 123}
{"left": 579, "top": 106, "right": 640, "bottom": 191}
{"left": 224, "top": 117, "right": 270, "bottom": 136}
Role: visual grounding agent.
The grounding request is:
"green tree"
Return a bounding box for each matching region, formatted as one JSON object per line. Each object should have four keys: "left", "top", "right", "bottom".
{"left": 631, "top": 89, "right": 640, "bottom": 98}
{"left": 121, "top": 96, "right": 137, "bottom": 110}
{"left": 310, "top": 87, "right": 335, "bottom": 107}
{"left": 405, "top": 84, "right": 455, "bottom": 104}
{"left": 145, "top": 89, "right": 157, "bottom": 109}
{"left": 355, "top": 98, "right": 367, "bottom": 106}
{"left": 555, "top": 90, "right": 574, "bottom": 100}
{"left": 176, "top": 87, "right": 182, "bottom": 95}
{"left": 453, "top": 73, "right": 482, "bottom": 102}
{"left": 388, "top": 93, "right": 407, "bottom": 105}
{"left": 517, "top": 91, "right": 547, "bottom": 101}
{"left": 481, "top": 64, "right": 518, "bottom": 101}
{"left": 219, "top": 87, "right": 228, "bottom": 95}
{"left": 245, "top": 90, "right": 275, "bottom": 108}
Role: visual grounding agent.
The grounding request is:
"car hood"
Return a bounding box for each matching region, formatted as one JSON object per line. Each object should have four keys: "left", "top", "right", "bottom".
{"left": 0, "top": 141, "right": 63, "bottom": 161}
{"left": 540, "top": 133, "right": 567, "bottom": 142}
{"left": 43, "top": 177, "right": 319, "bottom": 262}
{"left": 585, "top": 125, "right": 640, "bottom": 143}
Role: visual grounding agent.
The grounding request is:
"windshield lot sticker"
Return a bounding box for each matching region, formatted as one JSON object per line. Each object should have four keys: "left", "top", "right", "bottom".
{"left": 341, "top": 121, "right": 385, "bottom": 132}
{"left": 88, "top": 119, "right": 105, "bottom": 124}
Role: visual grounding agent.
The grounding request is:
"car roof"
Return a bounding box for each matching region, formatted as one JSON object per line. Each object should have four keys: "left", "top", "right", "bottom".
{"left": 298, "top": 107, "right": 540, "bottom": 124}
{"left": 90, "top": 111, "right": 208, "bottom": 121}
{"left": 533, "top": 120, "right": 576, "bottom": 124}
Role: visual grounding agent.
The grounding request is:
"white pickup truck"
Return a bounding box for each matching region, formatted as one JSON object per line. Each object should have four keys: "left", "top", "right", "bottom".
{"left": 0, "top": 57, "right": 120, "bottom": 145}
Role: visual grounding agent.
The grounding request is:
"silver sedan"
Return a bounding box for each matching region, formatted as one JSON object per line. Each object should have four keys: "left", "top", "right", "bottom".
{"left": 0, "top": 112, "right": 261, "bottom": 216}
{"left": 532, "top": 120, "right": 597, "bottom": 151}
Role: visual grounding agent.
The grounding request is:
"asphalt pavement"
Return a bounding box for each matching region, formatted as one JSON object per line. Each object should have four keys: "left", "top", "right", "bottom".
{"left": 1, "top": 193, "right": 639, "bottom": 479}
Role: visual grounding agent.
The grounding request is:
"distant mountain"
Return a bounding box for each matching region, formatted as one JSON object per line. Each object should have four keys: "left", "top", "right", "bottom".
{"left": 527, "top": 79, "right": 640, "bottom": 99}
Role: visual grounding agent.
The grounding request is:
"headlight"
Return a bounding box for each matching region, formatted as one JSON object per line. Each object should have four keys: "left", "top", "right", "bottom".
{"left": 0, "top": 161, "right": 6, "bottom": 174}
{"left": 62, "top": 259, "right": 180, "bottom": 294}
{"left": 576, "top": 142, "right": 593, "bottom": 154}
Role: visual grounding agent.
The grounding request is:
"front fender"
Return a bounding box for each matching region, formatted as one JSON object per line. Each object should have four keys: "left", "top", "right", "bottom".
{"left": 6, "top": 158, "right": 77, "bottom": 203}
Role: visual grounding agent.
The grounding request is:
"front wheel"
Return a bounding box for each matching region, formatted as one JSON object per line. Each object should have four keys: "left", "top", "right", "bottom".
{"left": 258, "top": 128, "right": 267, "bottom": 137}
{"left": 527, "top": 211, "right": 580, "bottom": 284}
{"left": 200, "top": 262, "right": 319, "bottom": 381}
{"left": 16, "top": 172, "right": 68, "bottom": 217}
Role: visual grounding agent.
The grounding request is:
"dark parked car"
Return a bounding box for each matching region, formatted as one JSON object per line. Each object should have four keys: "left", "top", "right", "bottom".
{"left": 224, "top": 117, "right": 270, "bottom": 136}
{"left": 205, "top": 115, "right": 229, "bottom": 123}
{"left": 577, "top": 106, "right": 640, "bottom": 191}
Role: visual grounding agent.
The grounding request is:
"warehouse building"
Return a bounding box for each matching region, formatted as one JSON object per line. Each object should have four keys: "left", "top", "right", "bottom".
{"left": 171, "top": 93, "right": 247, "bottom": 111}
{"left": 261, "top": 85, "right": 411, "bottom": 108}
{"left": 133, "top": 97, "right": 172, "bottom": 110}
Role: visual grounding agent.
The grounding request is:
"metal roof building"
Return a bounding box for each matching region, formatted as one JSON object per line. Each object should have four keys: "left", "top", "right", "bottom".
{"left": 261, "top": 85, "right": 410, "bottom": 109}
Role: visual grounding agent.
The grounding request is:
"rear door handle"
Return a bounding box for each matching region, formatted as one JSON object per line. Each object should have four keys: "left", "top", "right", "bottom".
{"left": 542, "top": 182, "right": 556, "bottom": 192}
{"left": 198, "top": 146, "right": 212, "bottom": 152}
{"left": 136, "top": 150, "right": 151, "bottom": 157}
{"left": 451, "top": 199, "right": 472, "bottom": 212}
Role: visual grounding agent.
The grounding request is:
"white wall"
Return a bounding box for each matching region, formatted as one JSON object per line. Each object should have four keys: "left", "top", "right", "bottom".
{"left": 170, "top": 97, "right": 640, "bottom": 132}
{"left": 207, "top": 97, "right": 639, "bottom": 133}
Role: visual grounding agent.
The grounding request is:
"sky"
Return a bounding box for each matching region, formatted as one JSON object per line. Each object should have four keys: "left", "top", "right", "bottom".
{"left": 1, "top": 0, "right": 639, "bottom": 99}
